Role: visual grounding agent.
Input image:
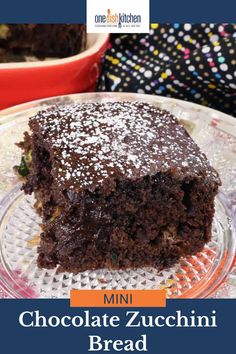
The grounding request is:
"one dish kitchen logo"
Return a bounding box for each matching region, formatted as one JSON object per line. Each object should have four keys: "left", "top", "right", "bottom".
{"left": 95, "top": 8, "right": 141, "bottom": 29}
{"left": 87, "top": 0, "right": 149, "bottom": 33}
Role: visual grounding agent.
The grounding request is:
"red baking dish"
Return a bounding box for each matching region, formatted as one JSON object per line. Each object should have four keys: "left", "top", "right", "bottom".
{"left": 0, "top": 33, "right": 109, "bottom": 110}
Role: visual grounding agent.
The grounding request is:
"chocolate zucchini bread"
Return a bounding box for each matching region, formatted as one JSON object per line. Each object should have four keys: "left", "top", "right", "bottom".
{"left": 0, "top": 24, "right": 86, "bottom": 62}
{"left": 17, "top": 101, "right": 220, "bottom": 273}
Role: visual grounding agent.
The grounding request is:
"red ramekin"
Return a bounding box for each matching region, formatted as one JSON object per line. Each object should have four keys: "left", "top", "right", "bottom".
{"left": 0, "top": 33, "right": 109, "bottom": 110}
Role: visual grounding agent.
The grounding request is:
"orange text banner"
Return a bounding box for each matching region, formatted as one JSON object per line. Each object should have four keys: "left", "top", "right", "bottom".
{"left": 70, "top": 289, "right": 166, "bottom": 307}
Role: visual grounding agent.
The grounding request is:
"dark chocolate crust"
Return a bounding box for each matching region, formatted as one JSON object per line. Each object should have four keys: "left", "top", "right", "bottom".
{"left": 0, "top": 24, "right": 86, "bottom": 62}
{"left": 19, "top": 101, "right": 221, "bottom": 273}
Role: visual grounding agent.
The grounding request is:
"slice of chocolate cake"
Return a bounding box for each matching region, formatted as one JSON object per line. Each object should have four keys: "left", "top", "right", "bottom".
{"left": 0, "top": 24, "right": 86, "bottom": 62}
{"left": 17, "top": 101, "right": 221, "bottom": 273}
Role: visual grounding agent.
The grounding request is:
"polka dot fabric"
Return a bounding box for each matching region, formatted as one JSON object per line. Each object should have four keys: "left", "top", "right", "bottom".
{"left": 98, "top": 24, "right": 236, "bottom": 117}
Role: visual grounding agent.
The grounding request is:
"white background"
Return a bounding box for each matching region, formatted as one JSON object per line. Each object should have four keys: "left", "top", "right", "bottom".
{"left": 87, "top": 0, "right": 150, "bottom": 33}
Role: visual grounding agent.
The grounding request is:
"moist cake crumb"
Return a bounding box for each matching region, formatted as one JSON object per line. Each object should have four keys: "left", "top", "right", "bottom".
{"left": 17, "top": 101, "right": 221, "bottom": 273}
{"left": 0, "top": 24, "right": 86, "bottom": 62}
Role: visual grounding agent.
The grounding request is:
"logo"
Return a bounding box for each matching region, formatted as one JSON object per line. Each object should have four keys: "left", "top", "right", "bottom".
{"left": 87, "top": 0, "right": 149, "bottom": 33}
{"left": 94, "top": 8, "right": 142, "bottom": 29}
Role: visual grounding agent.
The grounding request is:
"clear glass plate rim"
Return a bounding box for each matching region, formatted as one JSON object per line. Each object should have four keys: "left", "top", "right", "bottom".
{"left": 0, "top": 92, "right": 236, "bottom": 133}
{"left": 0, "top": 92, "right": 235, "bottom": 298}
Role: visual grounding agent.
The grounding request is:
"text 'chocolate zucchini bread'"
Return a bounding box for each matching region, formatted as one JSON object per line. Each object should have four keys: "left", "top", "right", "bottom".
{"left": 18, "top": 101, "right": 221, "bottom": 273}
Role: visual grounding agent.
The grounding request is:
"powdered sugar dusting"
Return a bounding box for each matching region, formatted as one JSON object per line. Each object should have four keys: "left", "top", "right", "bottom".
{"left": 30, "top": 101, "right": 220, "bottom": 191}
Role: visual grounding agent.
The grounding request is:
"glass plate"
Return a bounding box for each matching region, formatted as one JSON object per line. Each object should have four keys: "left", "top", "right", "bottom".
{"left": 0, "top": 92, "right": 235, "bottom": 299}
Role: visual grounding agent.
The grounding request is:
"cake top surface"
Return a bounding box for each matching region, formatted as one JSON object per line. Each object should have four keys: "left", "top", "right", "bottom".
{"left": 30, "top": 101, "right": 220, "bottom": 191}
